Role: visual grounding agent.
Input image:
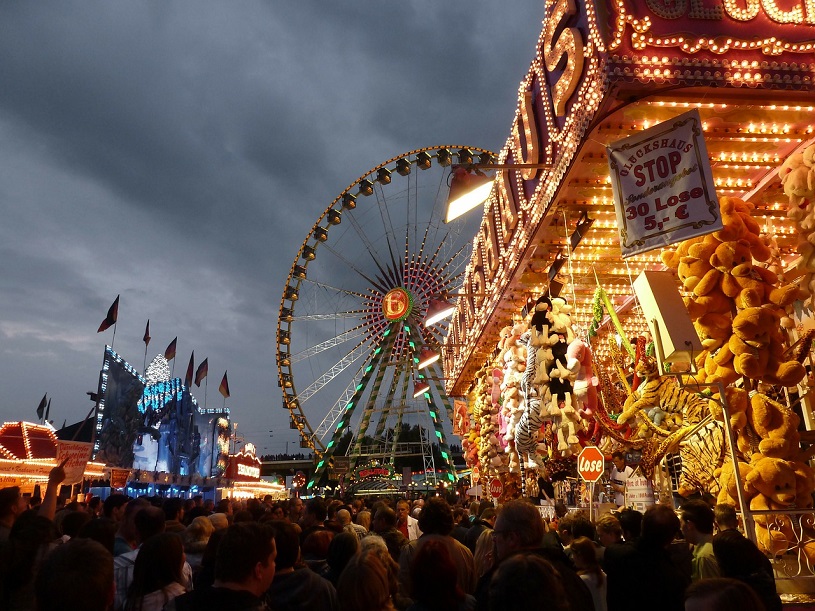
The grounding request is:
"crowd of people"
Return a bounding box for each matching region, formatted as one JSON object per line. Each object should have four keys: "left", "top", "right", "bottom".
{"left": 0, "top": 465, "right": 785, "bottom": 611}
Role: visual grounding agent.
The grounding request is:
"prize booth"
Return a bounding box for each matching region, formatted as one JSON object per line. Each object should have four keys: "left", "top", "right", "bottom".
{"left": 445, "top": 0, "right": 815, "bottom": 592}
{"left": 219, "top": 443, "right": 287, "bottom": 501}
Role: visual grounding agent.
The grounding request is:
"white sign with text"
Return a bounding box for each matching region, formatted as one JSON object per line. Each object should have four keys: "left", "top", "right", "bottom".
{"left": 607, "top": 109, "right": 721, "bottom": 258}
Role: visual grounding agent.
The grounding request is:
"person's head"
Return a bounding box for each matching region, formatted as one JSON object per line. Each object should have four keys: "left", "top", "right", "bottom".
{"left": 680, "top": 499, "right": 715, "bottom": 544}
{"left": 326, "top": 531, "right": 360, "bottom": 577}
{"left": 271, "top": 504, "right": 285, "bottom": 520}
{"left": 77, "top": 517, "right": 117, "bottom": 554}
{"left": 714, "top": 504, "right": 739, "bottom": 532}
{"left": 570, "top": 513, "right": 596, "bottom": 541}
{"left": 396, "top": 500, "right": 410, "bottom": 523}
{"left": 289, "top": 497, "right": 304, "bottom": 520}
{"left": 208, "top": 512, "right": 229, "bottom": 531}
{"left": 410, "top": 538, "right": 464, "bottom": 610}
{"left": 61, "top": 510, "right": 91, "bottom": 538}
{"left": 685, "top": 577, "right": 765, "bottom": 611}
{"left": 303, "top": 529, "right": 334, "bottom": 562}
{"left": 417, "top": 497, "right": 454, "bottom": 536}
{"left": 641, "top": 504, "right": 680, "bottom": 548}
{"left": 596, "top": 514, "right": 623, "bottom": 547}
{"left": 469, "top": 500, "right": 482, "bottom": 518}
{"left": 611, "top": 451, "right": 626, "bottom": 471}
{"left": 214, "top": 522, "right": 277, "bottom": 596}
{"left": 270, "top": 519, "right": 301, "bottom": 570}
{"left": 616, "top": 508, "right": 643, "bottom": 541}
{"left": 554, "top": 502, "right": 568, "bottom": 519}
{"left": 134, "top": 505, "right": 166, "bottom": 544}
{"left": 337, "top": 508, "right": 352, "bottom": 526}
{"left": 127, "top": 533, "right": 184, "bottom": 605}
{"left": 373, "top": 507, "right": 397, "bottom": 532}
{"left": 0, "top": 486, "right": 27, "bottom": 524}
{"left": 203, "top": 499, "right": 215, "bottom": 513}
{"left": 35, "top": 538, "right": 114, "bottom": 611}
{"left": 570, "top": 536, "right": 601, "bottom": 576}
{"left": 474, "top": 529, "right": 497, "bottom": 579}
{"left": 303, "top": 497, "right": 327, "bottom": 527}
{"left": 493, "top": 499, "right": 544, "bottom": 560}
{"left": 163, "top": 497, "right": 185, "bottom": 522}
{"left": 356, "top": 510, "right": 372, "bottom": 531}
{"left": 480, "top": 507, "right": 497, "bottom": 527}
{"left": 102, "top": 494, "right": 129, "bottom": 522}
{"left": 337, "top": 549, "right": 396, "bottom": 611}
{"left": 233, "top": 509, "right": 254, "bottom": 523}
{"left": 185, "top": 515, "right": 215, "bottom": 549}
{"left": 488, "top": 553, "right": 569, "bottom": 611}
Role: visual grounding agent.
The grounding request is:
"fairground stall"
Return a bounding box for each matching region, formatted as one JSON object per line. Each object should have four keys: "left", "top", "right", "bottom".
{"left": 0, "top": 421, "right": 106, "bottom": 494}
{"left": 443, "top": 0, "right": 815, "bottom": 587}
{"left": 218, "top": 443, "right": 287, "bottom": 501}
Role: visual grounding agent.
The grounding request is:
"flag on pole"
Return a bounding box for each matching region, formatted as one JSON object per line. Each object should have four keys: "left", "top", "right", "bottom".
{"left": 195, "top": 358, "right": 209, "bottom": 387}
{"left": 185, "top": 352, "right": 195, "bottom": 387}
{"left": 97, "top": 295, "right": 120, "bottom": 332}
{"left": 143, "top": 320, "right": 151, "bottom": 347}
{"left": 36, "top": 394, "right": 47, "bottom": 420}
{"left": 45, "top": 398, "right": 51, "bottom": 423}
{"left": 165, "top": 337, "right": 177, "bottom": 361}
{"left": 219, "top": 371, "right": 230, "bottom": 398}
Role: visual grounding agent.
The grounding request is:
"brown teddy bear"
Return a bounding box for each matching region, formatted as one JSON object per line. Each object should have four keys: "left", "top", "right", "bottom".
{"left": 745, "top": 456, "right": 798, "bottom": 556}
{"left": 749, "top": 391, "right": 801, "bottom": 460}
{"left": 729, "top": 306, "right": 805, "bottom": 387}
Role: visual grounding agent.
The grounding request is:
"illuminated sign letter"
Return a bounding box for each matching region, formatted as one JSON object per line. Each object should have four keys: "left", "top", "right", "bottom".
{"left": 481, "top": 210, "right": 501, "bottom": 279}
{"left": 511, "top": 91, "right": 541, "bottom": 180}
{"left": 723, "top": 0, "right": 760, "bottom": 20}
{"left": 544, "top": 0, "right": 584, "bottom": 116}
{"left": 761, "top": 0, "right": 806, "bottom": 23}
{"left": 497, "top": 170, "right": 520, "bottom": 248}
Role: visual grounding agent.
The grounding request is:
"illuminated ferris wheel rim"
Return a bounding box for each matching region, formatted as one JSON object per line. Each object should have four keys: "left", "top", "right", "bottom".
{"left": 276, "top": 145, "right": 497, "bottom": 455}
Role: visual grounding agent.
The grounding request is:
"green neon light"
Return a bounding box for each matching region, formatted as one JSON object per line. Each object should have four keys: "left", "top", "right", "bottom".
{"left": 336, "top": 421, "right": 344, "bottom": 429}
{"left": 409, "top": 341, "right": 415, "bottom": 349}
{"left": 430, "top": 411, "right": 436, "bottom": 419}
{"left": 441, "top": 451, "right": 448, "bottom": 459}
{"left": 366, "top": 365, "right": 373, "bottom": 372}
{"left": 317, "top": 460, "right": 325, "bottom": 468}
{"left": 383, "top": 329, "right": 390, "bottom": 336}
{"left": 327, "top": 440, "right": 334, "bottom": 448}
{"left": 403, "top": 325, "right": 410, "bottom": 332}
{"left": 307, "top": 481, "right": 314, "bottom": 488}
{"left": 356, "top": 384, "right": 363, "bottom": 391}
{"left": 447, "top": 473, "right": 454, "bottom": 481}
{"left": 435, "top": 431, "right": 442, "bottom": 439}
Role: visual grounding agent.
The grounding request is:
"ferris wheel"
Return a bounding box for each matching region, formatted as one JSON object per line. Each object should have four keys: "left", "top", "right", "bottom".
{"left": 276, "top": 146, "right": 496, "bottom": 490}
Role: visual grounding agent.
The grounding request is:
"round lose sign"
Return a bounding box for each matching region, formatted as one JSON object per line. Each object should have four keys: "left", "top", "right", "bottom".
{"left": 489, "top": 477, "right": 503, "bottom": 499}
{"left": 577, "top": 446, "right": 605, "bottom": 483}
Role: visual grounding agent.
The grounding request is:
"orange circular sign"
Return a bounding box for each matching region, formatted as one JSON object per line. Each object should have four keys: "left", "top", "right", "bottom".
{"left": 577, "top": 446, "right": 606, "bottom": 483}
{"left": 383, "top": 288, "right": 412, "bottom": 321}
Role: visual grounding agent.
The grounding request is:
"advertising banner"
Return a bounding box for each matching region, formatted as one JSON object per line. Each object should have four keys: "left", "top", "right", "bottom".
{"left": 57, "top": 440, "right": 93, "bottom": 485}
{"left": 607, "top": 109, "right": 721, "bottom": 258}
{"left": 110, "top": 468, "right": 130, "bottom": 489}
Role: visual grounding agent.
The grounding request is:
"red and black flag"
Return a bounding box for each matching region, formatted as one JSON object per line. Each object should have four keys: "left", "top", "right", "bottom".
{"left": 195, "top": 358, "right": 209, "bottom": 387}
{"left": 143, "top": 320, "right": 151, "bottom": 347}
{"left": 165, "top": 337, "right": 178, "bottom": 361}
{"left": 218, "top": 371, "right": 230, "bottom": 398}
{"left": 185, "top": 352, "right": 195, "bottom": 387}
{"left": 97, "top": 295, "right": 120, "bottom": 333}
{"left": 36, "top": 394, "right": 47, "bottom": 420}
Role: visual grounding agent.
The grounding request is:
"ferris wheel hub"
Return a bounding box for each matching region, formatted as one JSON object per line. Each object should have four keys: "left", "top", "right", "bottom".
{"left": 382, "top": 287, "right": 414, "bottom": 322}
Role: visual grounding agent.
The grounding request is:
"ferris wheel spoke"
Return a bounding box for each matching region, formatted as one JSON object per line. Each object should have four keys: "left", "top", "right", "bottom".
{"left": 296, "top": 341, "right": 372, "bottom": 405}
{"left": 290, "top": 310, "right": 366, "bottom": 322}
{"left": 373, "top": 184, "right": 404, "bottom": 287}
{"left": 290, "top": 325, "right": 369, "bottom": 365}
{"left": 313, "top": 369, "right": 365, "bottom": 444}
{"left": 302, "top": 278, "right": 371, "bottom": 301}
{"left": 373, "top": 364, "right": 409, "bottom": 439}
{"left": 344, "top": 209, "right": 397, "bottom": 287}
{"left": 317, "top": 242, "right": 390, "bottom": 294}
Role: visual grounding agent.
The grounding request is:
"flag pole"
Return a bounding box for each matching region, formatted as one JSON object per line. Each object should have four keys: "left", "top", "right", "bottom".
{"left": 143, "top": 344, "right": 147, "bottom": 373}
{"left": 111, "top": 320, "right": 117, "bottom": 350}
{"left": 204, "top": 376, "right": 208, "bottom": 409}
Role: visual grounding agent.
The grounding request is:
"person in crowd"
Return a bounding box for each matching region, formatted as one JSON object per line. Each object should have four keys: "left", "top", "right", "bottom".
{"left": 451, "top": 506, "right": 471, "bottom": 545}
{"left": 115, "top": 498, "right": 149, "bottom": 556}
{"left": 164, "top": 498, "right": 187, "bottom": 534}
{"left": 474, "top": 499, "right": 592, "bottom": 611}
{"left": 360, "top": 535, "right": 406, "bottom": 608}
{"left": 35, "top": 538, "right": 114, "bottom": 611}
{"left": 465, "top": 507, "right": 496, "bottom": 554}
{"left": 571, "top": 536, "right": 607, "bottom": 611}
{"left": 550, "top": 502, "right": 568, "bottom": 532}
{"left": 300, "top": 498, "right": 328, "bottom": 544}
{"left": 680, "top": 499, "right": 720, "bottom": 581}
{"left": 0, "top": 487, "right": 27, "bottom": 543}
{"left": 616, "top": 508, "right": 642, "bottom": 543}
{"left": 103, "top": 493, "right": 130, "bottom": 523}
{"left": 468, "top": 500, "right": 481, "bottom": 525}
{"left": 79, "top": 516, "right": 118, "bottom": 553}
{"left": 595, "top": 514, "right": 623, "bottom": 548}
{"left": 169, "top": 522, "right": 276, "bottom": 611}
{"left": 399, "top": 497, "right": 476, "bottom": 597}
{"left": 302, "top": 529, "right": 334, "bottom": 579}
{"left": 356, "top": 509, "right": 372, "bottom": 532}
{"left": 60, "top": 509, "right": 91, "bottom": 542}
{"left": 488, "top": 553, "right": 569, "bottom": 611}
{"left": 537, "top": 468, "right": 556, "bottom": 506}
{"left": 0, "top": 511, "right": 58, "bottom": 609}
{"left": 125, "top": 532, "right": 187, "bottom": 611}
{"left": 684, "top": 577, "right": 766, "bottom": 611}
{"left": 396, "top": 499, "right": 421, "bottom": 541}
{"left": 193, "top": 528, "right": 227, "bottom": 591}
{"left": 233, "top": 509, "right": 254, "bottom": 523}
{"left": 184, "top": 516, "right": 215, "bottom": 575}
{"left": 337, "top": 549, "right": 397, "bottom": 611}
{"left": 289, "top": 497, "right": 305, "bottom": 524}
{"left": 473, "top": 530, "right": 496, "bottom": 580}
{"left": 408, "top": 537, "right": 475, "bottom": 611}
{"left": 712, "top": 512, "right": 781, "bottom": 611}
{"left": 609, "top": 451, "right": 633, "bottom": 507}
{"left": 337, "top": 508, "right": 367, "bottom": 539}
{"left": 265, "top": 519, "right": 338, "bottom": 611}
{"left": 202, "top": 499, "right": 215, "bottom": 514}
{"left": 604, "top": 504, "right": 689, "bottom": 611}
{"left": 88, "top": 496, "right": 103, "bottom": 518}
{"left": 207, "top": 512, "right": 229, "bottom": 531}
{"left": 215, "top": 499, "right": 233, "bottom": 516}
{"left": 325, "top": 530, "right": 360, "bottom": 586}
{"left": 371, "top": 506, "right": 408, "bottom": 564}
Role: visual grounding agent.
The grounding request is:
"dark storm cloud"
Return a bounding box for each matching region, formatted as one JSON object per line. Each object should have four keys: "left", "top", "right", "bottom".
{"left": 0, "top": 0, "right": 542, "bottom": 450}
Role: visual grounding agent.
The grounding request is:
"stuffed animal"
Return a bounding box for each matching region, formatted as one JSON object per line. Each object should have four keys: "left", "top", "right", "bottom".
{"left": 746, "top": 456, "right": 798, "bottom": 556}
{"left": 749, "top": 391, "right": 801, "bottom": 460}
{"left": 729, "top": 306, "right": 805, "bottom": 387}
{"left": 529, "top": 296, "right": 552, "bottom": 347}
{"left": 565, "top": 338, "right": 599, "bottom": 427}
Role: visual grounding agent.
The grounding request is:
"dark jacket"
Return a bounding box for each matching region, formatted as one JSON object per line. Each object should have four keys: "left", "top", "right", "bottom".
{"left": 265, "top": 566, "right": 339, "bottom": 611}
{"left": 604, "top": 539, "right": 689, "bottom": 611}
